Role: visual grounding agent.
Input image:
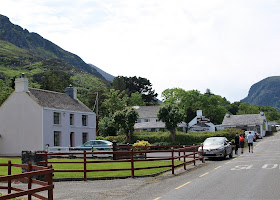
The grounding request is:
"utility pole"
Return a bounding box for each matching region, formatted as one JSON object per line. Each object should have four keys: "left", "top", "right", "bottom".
{"left": 93, "top": 92, "right": 99, "bottom": 136}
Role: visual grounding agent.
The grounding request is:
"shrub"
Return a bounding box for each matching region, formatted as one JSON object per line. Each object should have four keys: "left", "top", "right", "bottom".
{"left": 133, "top": 140, "right": 150, "bottom": 150}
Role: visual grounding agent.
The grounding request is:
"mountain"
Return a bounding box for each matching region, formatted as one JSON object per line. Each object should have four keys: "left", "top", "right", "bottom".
{"left": 0, "top": 14, "right": 104, "bottom": 80}
{"left": 241, "top": 76, "right": 280, "bottom": 111}
{"left": 89, "top": 64, "right": 115, "bottom": 82}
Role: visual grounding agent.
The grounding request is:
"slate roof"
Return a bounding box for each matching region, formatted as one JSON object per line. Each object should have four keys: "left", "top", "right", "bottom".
{"left": 133, "top": 106, "right": 161, "bottom": 118}
{"left": 27, "top": 88, "right": 92, "bottom": 113}
{"left": 134, "top": 121, "right": 187, "bottom": 129}
{"left": 222, "top": 114, "right": 266, "bottom": 127}
{"left": 135, "top": 121, "right": 165, "bottom": 129}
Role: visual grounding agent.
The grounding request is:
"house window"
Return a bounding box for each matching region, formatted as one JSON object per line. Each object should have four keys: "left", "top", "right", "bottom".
{"left": 54, "top": 131, "right": 61, "bottom": 146}
{"left": 137, "top": 119, "right": 141, "bottom": 123}
{"left": 54, "top": 112, "right": 60, "bottom": 124}
{"left": 144, "top": 119, "right": 150, "bottom": 122}
{"left": 70, "top": 114, "right": 74, "bottom": 125}
{"left": 82, "top": 132, "right": 88, "bottom": 144}
{"left": 82, "top": 115, "right": 88, "bottom": 126}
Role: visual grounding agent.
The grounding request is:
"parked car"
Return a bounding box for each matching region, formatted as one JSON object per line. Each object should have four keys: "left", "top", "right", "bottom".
{"left": 71, "top": 140, "right": 113, "bottom": 151}
{"left": 198, "top": 137, "right": 233, "bottom": 159}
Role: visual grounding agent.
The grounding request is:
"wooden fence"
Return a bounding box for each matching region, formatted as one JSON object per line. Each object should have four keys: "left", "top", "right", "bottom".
{"left": 36, "top": 144, "right": 203, "bottom": 181}
{"left": 0, "top": 161, "right": 54, "bottom": 200}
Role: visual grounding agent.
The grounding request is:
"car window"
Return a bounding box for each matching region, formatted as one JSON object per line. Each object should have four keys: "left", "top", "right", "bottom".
{"left": 96, "top": 141, "right": 104, "bottom": 145}
{"left": 204, "top": 138, "right": 224, "bottom": 145}
{"left": 84, "top": 141, "right": 94, "bottom": 146}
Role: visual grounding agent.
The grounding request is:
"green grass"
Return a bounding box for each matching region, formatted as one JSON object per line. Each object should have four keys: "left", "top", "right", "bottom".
{"left": 0, "top": 157, "right": 182, "bottom": 179}
{"left": 0, "top": 157, "right": 21, "bottom": 175}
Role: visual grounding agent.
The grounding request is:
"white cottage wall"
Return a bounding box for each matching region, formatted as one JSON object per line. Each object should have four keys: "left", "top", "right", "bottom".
{"left": 43, "top": 109, "right": 96, "bottom": 148}
{"left": 0, "top": 92, "right": 42, "bottom": 156}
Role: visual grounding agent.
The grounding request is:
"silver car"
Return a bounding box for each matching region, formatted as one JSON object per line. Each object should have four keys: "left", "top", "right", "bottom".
{"left": 199, "top": 137, "right": 233, "bottom": 159}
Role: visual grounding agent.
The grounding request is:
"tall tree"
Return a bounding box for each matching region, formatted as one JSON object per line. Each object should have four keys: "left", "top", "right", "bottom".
{"left": 128, "top": 92, "right": 146, "bottom": 106}
{"left": 157, "top": 105, "right": 184, "bottom": 142}
{"left": 113, "top": 76, "right": 158, "bottom": 105}
{"left": 114, "top": 108, "right": 139, "bottom": 143}
{"left": 102, "top": 89, "right": 128, "bottom": 117}
{"left": 112, "top": 76, "right": 126, "bottom": 91}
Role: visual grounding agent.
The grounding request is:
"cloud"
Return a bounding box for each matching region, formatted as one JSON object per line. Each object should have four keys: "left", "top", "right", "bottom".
{"left": 1, "top": 0, "right": 280, "bottom": 102}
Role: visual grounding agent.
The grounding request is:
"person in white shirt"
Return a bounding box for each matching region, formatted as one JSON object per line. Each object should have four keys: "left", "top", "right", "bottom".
{"left": 247, "top": 131, "right": 254, "bottom": 153}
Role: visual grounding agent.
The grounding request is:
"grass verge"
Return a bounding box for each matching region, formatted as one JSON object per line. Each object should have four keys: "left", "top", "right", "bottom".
{"left": 0, "top": 157, "right": 183, "bottom": 179}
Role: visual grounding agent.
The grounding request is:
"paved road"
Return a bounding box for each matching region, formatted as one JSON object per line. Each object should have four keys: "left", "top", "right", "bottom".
{"left": 132, "top": 132, "right": 280, "bottom": 200}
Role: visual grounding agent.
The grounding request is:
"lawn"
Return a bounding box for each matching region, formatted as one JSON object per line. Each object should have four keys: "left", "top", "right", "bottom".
{"left": 0, "top": 157, "right": 183, "bottom": 179}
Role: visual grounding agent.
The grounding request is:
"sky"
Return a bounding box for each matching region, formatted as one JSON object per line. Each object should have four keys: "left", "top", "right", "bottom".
{"left": 1, "top": 0, "right": 280, "bottom": 103}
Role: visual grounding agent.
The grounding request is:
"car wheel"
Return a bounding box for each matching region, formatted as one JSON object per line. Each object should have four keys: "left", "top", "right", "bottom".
{"left": 229, "top": 150, "right": 233, "bottom": 158}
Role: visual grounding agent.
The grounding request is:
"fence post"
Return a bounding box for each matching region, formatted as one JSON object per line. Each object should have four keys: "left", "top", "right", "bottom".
{"left": 171, "top": 148, "right": 175, "bottom": 175}
{"left": 47, "top": 165, "right": 54, "bottom": 200}
{"left": 28, "top": 161, "right": 32, "bottom": 200}
{"left": 112, "top": 141, "right": 117, "bottom": 160}
{"left": 83, "top": 150, "right": 87, "bottom": 181}
{"left": 130, "top": 148, "right": 135, "bottom": 178}
{"left": 183, "top": 146, "right": 186, "bottom": 170}
{"left": 8, "top": 160, "right": 11, "bottom": 194}
{"left": 144, "top": 145, "right": 147, "bottom": 159}
{"left": 44, "top": 151, "right": 48, "bottom": 167}
{"left": 193, "top": 144, "right": 196, "bottom": 166}
{"left": 178, "top": 144, "right": 181, "bottom": 161}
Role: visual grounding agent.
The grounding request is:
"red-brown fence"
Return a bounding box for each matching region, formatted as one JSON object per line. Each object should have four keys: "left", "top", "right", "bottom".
{"left": 0, "top": 161, "right": 54, "bottom": 200}
{"left": 36, "top": 144, "right": 203, "bottom": 181}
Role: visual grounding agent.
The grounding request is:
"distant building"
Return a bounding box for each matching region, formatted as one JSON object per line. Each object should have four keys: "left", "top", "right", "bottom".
{"left": 134, "top": 106, "right": 187, "bottom": 132}
{"left": 221, "top": 112, "right": 268, "bottom": 137}
{"left": 188, "top": 110, "right": 215, "bottom": 132}
{"left": 0, "top": 75, "right": 96, "bottom": 156}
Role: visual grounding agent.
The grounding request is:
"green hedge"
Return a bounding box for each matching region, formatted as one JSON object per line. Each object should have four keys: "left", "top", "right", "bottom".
{"left": 97, "top": 128, "right": 243, "bottom": 145}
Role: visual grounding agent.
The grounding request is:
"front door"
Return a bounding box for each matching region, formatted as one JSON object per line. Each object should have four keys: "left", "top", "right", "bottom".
{"left": 70, "top": 132, "right": 74, "bottom": 147}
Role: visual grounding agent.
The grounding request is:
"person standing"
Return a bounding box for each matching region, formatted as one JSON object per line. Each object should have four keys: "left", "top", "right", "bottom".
{"left": 239, "top": 134, "right": 245, "bottom": 154}
{"left": 247, "top": 131, "right": 254, "bottom": 153}
{"left": 234, "top": 133, "right": 240, "bottom": 155}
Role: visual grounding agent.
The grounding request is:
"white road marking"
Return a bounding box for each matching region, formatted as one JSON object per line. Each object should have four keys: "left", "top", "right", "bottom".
{"left": 199, "top": 172, "right": 209, "bottom": 177}
{"left": 175, "top": 181, "right": 191, "bottom": 190}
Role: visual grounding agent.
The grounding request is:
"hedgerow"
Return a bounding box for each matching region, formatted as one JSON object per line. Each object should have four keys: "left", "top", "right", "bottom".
{"left": 97, "top": 128, "right": 243, "bottom": 145}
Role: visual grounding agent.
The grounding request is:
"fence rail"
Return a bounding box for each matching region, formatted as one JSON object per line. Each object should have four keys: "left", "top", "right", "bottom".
{"left": 36, "top": 144, "right": 204, "bottom": 181}
{"left": 0, "top": 161, "right": 54, "bottom": 200}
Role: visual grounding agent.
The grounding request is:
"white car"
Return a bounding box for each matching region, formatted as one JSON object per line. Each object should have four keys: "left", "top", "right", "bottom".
{"left": 198, "top": 137, "right": 233, "bottom": 159}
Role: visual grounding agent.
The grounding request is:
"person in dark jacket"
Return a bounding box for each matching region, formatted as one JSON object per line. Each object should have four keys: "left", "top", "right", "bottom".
{"left": 234, "top": 133, "right": 240, "bottom": 155}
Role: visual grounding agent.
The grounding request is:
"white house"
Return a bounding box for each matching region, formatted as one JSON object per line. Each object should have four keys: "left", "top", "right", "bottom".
{"left": 188, "top": 110, "right": 216, "bottom": 132}
{"left": 0, "top": 75, "right": 96, "bottom": 156}
{"left": 134, "top": 106, "right": 187, "bottom": 132}
{"left": 221, "top": 112, "right": 268, "bottom": 137}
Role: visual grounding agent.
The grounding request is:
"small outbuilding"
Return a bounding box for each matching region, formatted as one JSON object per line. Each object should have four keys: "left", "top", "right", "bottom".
{"left": 188, "top": 110, "right": 215, "bottom": 132}
{"left": 221, "top": 112, "right": 268, "bottom": 137}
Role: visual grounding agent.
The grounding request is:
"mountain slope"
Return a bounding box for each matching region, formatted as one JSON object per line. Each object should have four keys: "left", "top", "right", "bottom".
{"left": 89, "top": 64, "right": 115, "bottom": 82}
{"left": 0, "top": 14, "right": 105, "bottom": 80}
{"left": 241, "top": 76, "right": 280, "bottom": 111}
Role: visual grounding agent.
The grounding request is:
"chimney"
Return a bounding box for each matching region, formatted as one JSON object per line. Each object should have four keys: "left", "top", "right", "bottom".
{"left": 65, "top": 85, "right": 77, "bottom": 100}
{"left": 226, "top": 113, "right": 230, "bottom": 118}
{"left": 197, "top": 110, "right": 203, "bottom": 118}
{"left": 15, "top": 73, "right": 29, "bottom": 92}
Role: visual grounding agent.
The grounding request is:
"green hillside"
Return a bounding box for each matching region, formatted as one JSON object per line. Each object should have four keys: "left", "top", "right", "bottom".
{"left": 0, "top": 14, "right": 104, "bottom": 79}
{"left": 0, "top": 39, "right": 109, "bottom": 108}
{"left": 242, "top": 76, "right": 280, "bottom": 111}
